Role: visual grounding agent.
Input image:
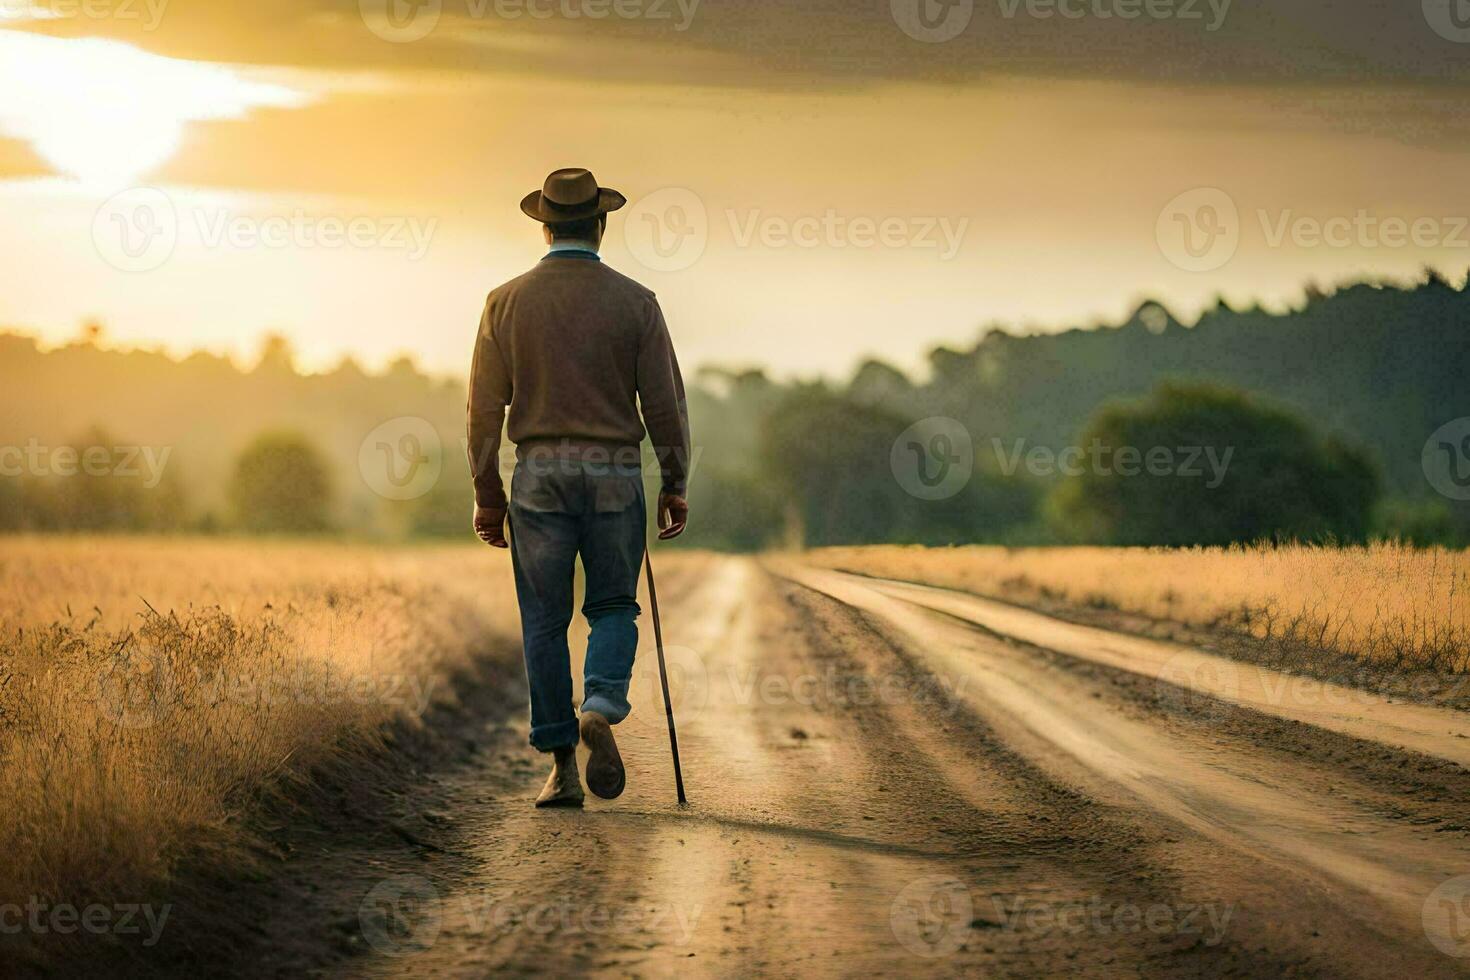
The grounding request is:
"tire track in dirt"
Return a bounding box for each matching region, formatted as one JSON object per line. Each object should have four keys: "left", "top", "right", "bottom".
{"left": 756, "top": 572, "right": 1305, "bottom": 977}
{"left": 859, "top": 572, "right": 1470, "bottom": 767}
{"left": 776, "top": 562, "right": 1470, "bottom": 979}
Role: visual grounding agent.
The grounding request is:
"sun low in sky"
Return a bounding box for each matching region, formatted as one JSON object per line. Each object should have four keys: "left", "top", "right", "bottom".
{"left": 2, "top": 4, "right": 1470, "bottom": 379}
{"left": 0, "top": 30, "right": 307, "bottom": 188}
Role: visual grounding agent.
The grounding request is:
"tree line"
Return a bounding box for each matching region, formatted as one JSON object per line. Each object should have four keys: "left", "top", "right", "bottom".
{"left": 1, "top": 272, "right": 1466, "bottom": 547}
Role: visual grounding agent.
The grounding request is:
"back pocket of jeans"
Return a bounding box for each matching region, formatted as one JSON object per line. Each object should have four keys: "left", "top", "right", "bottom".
{"left": 512, "top": 469, "right": 566, "bottom": 513}
{"left": 591, "top": 475, "right": 640, "bottom": 514}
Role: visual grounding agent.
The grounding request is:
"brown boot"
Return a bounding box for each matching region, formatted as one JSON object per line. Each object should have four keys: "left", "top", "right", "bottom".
{"left": 579, "top": 711, "right": 626, "bottom": 800}
{"left": 535, "top": 746, "right": 585, "bottom": 808}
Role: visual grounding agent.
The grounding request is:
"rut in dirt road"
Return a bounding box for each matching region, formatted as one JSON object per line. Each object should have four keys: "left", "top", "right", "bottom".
{"left": 336, "top": 557, "right": 1470, "bottom": 978}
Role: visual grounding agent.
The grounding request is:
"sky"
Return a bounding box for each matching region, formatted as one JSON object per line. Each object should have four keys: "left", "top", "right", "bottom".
{"left": 3, "top": 0, "right": 1470, "bottom": 380}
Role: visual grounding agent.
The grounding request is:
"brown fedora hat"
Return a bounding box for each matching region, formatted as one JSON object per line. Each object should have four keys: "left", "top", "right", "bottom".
{"left": 520, "top": 168, "right": 627, "bottom": 223}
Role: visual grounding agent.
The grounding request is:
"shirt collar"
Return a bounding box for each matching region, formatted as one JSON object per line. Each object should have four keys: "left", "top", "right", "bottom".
{"left": 544, "top": 241, "right": 601, "bottom": 261}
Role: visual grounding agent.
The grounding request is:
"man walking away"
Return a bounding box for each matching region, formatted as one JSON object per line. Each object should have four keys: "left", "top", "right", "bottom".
{"left": 467, "top": 168, "right": 692, "bottom": 808}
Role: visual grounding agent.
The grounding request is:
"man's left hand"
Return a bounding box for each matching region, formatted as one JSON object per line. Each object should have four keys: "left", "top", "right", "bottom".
{"left": 474, "top": 504, "right": 508, "bottom": 548}
{"left": 657, "top": 492, "right": 689, "bottom": 540}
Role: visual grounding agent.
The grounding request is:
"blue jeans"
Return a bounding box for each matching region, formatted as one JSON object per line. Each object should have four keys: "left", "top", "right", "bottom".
{"left": 508, "top": 458, "right": 645, "bottom": 752}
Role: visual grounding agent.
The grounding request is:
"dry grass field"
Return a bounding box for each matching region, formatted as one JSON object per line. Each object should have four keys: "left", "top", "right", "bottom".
{"left": 0, "top": 536, "right": 519, "bottom": 967}
{"left": 809, "top": 543, "right": 1470, "bottom": 674}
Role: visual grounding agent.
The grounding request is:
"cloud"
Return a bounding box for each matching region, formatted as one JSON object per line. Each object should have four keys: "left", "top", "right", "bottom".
{"left": 0, "top": 30, "right": 311, "bottom": 185}
{"left": 9, "top": 0, "right": 1470, "bottom": 91}
{"left": 0, "top": 135, "right": 48, "bottom": 181}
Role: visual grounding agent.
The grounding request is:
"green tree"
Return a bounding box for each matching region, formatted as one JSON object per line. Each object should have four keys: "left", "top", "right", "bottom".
{"left": 1048, "top": 382, "right": 1380, "bottom": 546}
{"left": 229, "top": 432, "right": 333, "bottom": 534}
{"left": 759, "top": 387, "right": 915, "bottom": 547}
{"left": 758, "top": 387, "right": 1038, "bottom": 547}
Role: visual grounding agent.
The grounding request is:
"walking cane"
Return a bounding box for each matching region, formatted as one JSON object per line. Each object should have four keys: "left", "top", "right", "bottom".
{"left": 644, "top": 547, "right": 688, "bottom": 806}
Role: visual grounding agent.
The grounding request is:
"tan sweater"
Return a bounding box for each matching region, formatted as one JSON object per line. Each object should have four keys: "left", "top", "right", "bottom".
{"left": 466, "top": 252, "right": 691, "bottom": 508}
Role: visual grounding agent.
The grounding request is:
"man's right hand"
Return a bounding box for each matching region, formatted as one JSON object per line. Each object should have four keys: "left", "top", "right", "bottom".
{"left": 657, "top": 492, "right": 689, "bottom": 540}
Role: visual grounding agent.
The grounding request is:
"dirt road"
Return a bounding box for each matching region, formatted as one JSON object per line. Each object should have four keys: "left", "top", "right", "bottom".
{"left": 304, "top": 555, "right": 1470, "bottom": 978}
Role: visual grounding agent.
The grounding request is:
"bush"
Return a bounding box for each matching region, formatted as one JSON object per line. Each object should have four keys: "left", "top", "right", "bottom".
{"left": 229, "top": 432, "right": 333, "bottom": 534}
{"left": 1048, "top": 382, "right": 1380, "bottom": 546}
{"left": 1373, "top": 498, "right": 1469, "bottom": 548}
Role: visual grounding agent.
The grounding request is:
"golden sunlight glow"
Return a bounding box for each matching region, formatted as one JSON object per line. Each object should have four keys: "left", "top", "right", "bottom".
{"left": 0, "top": 30, "right": 309, "bottom": 188}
